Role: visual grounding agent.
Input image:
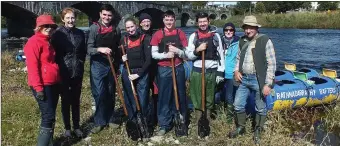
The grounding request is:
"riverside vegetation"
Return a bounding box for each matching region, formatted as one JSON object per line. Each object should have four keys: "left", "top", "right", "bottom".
{"left": 1, "top": 48, "right": 340, "bottom": 145}
{"left": 212, "top": 10, "right": 340, "bottom": 29}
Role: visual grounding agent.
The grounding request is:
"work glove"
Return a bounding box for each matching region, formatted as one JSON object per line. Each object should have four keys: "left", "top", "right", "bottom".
{"left": 216, "top": 76, "right": 224, "bottom": 84}
{"left": 36, "top": 91, "right": 45, "bottom": 101}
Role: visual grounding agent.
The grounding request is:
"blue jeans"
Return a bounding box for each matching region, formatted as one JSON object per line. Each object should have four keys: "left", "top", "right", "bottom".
{"left": 90, "top": 57, "right": 116, "bottom": 126}
{"left": 157, "top": 64, "right": 188, "bottom": 131}
{"left": 31, "top": 84, "right": 60, "bottom": 128}
{"left": 234, "top": 74, "right": 267, "bottom": 115}
{"left": 224, "top": 78, "right": 238, "bottom": 105}
{"left": 121, "top": 67, "right": 149, "bottom": 121}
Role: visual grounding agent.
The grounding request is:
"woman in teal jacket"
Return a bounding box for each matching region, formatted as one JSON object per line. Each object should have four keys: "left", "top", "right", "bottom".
{"left": 222, "top": 22, "right": 239, "bottom": 123}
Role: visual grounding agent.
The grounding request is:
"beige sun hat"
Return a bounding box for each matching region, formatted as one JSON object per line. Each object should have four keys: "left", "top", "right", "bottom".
{"left": 242, "top": 15, "right": 261, "bottom": 28}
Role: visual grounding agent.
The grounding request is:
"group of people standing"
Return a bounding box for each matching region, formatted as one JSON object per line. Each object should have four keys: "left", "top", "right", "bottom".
{"left": 24, "top": 3, "right": 276, "bottom": 145}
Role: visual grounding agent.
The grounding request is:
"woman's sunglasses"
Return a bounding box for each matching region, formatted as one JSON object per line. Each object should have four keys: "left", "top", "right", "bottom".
{"left": 224, "top": 29, "right": 234, "bottom": 32}
{"left": 42, "top": 24, "right": 56, "bottom": 29}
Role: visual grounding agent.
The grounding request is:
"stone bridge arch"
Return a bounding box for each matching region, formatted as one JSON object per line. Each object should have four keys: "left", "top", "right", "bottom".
{"left": 220, "top": 14, "right": 227, "bottom": 20}
{"left": 209, "top": 13, "right": 217, "bottom": 20}
{"left": 1, "top": 2, "right": 37, "bottom": 37}
{"left": 180, "top": 13, "right": 190, "bottom": 27}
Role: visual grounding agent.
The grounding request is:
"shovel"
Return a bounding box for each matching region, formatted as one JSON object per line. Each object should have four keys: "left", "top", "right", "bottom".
{"left": 171, "top": 57, "right": 188, "bottom": 137}
{"left": 198, "top": 51, "right": 210, "bottom": 138}
{"left": 120, "top": 45, "right": 150, "bottom": 140}
{"left": 107, "top": 54, "right": 140, "bottom": 141}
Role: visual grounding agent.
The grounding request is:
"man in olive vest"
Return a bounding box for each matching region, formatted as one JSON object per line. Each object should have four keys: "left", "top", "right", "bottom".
{"left": 229, "top": 15, "right": 276, "bottom": 145}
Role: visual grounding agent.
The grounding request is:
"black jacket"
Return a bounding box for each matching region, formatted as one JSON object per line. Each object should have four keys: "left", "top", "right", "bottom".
{"left": 51, "top": 26, "right": 86, "bottom": 79}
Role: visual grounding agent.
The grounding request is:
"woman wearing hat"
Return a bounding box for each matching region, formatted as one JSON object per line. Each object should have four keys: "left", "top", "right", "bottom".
{"left": 221, "top": 22, "right": 240, "bottom": 123}
{"left": 24, "top": 14, "right": 60, "bottom": 145}
{"left": 51, "top": 7, "right": 86, "bottom": 138}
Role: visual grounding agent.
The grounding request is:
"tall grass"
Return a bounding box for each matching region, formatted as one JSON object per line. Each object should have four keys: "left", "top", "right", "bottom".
{"left": 212, "top": 11, "right": 340, "bottom": 29}
{"left": 1, "top": 50, "right": 340, "bottom": 145}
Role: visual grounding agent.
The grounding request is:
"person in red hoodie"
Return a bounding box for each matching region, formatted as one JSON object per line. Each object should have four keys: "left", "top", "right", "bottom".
{"left": 24, "top": 14, "right": 60, "bottom": 146}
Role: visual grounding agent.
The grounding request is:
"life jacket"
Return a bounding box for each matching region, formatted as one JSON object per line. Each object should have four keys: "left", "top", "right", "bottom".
{"left": 194, "top": 31, "right": 219, "bottom": 60}
{"left": 158, "top": 28, "right": 183, "bottom": 54}
{"left": 123, "top": 34, "right": 146, "bottom": 69}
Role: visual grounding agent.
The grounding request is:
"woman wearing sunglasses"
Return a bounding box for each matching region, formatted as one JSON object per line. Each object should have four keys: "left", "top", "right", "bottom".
{"left": 221, "top": 22, "right": 240, "bottom": 123}
{"left": 24, "top": 14, "right": 60, "bottom": 145}
{"left": 51, "top": 7, "right": 86, "bottom": 138}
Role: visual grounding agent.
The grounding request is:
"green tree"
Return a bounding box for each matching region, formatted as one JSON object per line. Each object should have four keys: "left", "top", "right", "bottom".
{"left": 255, "top": 2, "right": 266, "bottom": 14}
{"left": 234, "top": 1, "right": 251, "bottom": 15}
{"left": 1, "top": 16, "right": 7, "bottom": 28}
{"left": 192, "top": 2, "right": 208, "bottom": 7}
{"left": 263, "top": 2, "right": 279, "bottom": 13}
{"left": 301, "top": 2, "right": 312, "bottom": 10}
{"left": 317, "top": 2, "right": 339, "bottom": 11}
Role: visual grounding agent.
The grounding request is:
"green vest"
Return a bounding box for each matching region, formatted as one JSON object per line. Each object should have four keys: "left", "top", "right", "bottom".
{"left": 239, "top": 34, "right": 274, "bottom": 98}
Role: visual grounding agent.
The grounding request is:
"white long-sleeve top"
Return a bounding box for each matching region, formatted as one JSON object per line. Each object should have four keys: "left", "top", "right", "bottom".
{"left": 185, "top": 32, "right": 225, "bottom": 77}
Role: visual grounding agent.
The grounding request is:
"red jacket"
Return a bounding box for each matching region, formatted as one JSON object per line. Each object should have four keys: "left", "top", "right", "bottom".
{"left": 24, "top": 32, "right": 60, "bottom": 92}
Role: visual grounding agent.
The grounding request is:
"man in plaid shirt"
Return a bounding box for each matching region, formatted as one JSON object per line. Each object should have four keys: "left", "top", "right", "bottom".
{"left": 229, "top": 15, "right": 276, "bottom": 145}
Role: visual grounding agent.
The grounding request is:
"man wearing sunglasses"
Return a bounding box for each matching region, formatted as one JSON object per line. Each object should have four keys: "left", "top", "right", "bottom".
{"left": 87, "top": 4, "right": 122, "bottom": 134}
{"left": 185, "top": 12, "right": 224, "bottom": 122}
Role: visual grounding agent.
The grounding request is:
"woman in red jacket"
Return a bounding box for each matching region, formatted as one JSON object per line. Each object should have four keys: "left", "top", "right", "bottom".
{"left": 24, "top": 14, "right": 60, "bottom": 146}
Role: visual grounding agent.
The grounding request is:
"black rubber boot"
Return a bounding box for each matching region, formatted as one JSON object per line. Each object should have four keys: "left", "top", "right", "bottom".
{"left": 229, "top": 112, "right": 246, "bottom": 138}
{"left": 37, "top": 127, "right": 53, "bottom": 146}
{"left": 254, "top": 114, "right": 266, "bottom": 145}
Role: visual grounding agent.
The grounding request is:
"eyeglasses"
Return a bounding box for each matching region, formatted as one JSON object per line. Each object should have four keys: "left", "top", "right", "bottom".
{"left": 224, "top": 29, "right": 234, "bottom": 32}
{"left": 42, "top": 24, "right": 56, "bottom": 29}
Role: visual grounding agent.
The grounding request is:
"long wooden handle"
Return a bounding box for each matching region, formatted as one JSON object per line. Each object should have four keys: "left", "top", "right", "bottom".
{"left": 201, "top": 51, "right": 205, "bottom": 112}
{"left": 120, "top": 45, "right": 141, "bottom": 111}
{"left": 107, "top": 54, "right": 128, "bottom": 116}
{"left": 171, "top": 58, "right": 180, "bottom": 110}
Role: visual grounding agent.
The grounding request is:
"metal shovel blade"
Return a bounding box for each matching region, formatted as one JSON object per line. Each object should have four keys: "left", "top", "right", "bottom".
{"left": 198, "top": 112, "right": 210, "bottom": 138}
{"left": 173, "top": 112, "right": 188, "bottom": 137}
{"left": 126, "top": 119, "right": 140, "bottom": 141}
{"left": 137, "top": 112, "right": 150, "bottom": 139}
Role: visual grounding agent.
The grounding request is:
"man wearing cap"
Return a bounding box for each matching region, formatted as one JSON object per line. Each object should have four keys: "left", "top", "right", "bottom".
{"left": 150, "top": 10, "right": 188, "bottom": 136}
{"left": 186, "top": 12, "right": 224, "bottom": 121}
{"left": 138, "top": 13, "right": 153, "bottom": 37}
{"left": 138, "top": 13, "right": 159, "bottom": 129}
{"left": 87, "top": 4, "right": 121, "bottom": 134}
{"left": 229, "top": 15, "right": 276, "bottom": 145}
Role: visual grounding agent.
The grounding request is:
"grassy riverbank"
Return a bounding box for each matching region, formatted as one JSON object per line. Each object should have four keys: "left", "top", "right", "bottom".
{"left": 1, "top": 50, "right": 340, "bottom": 145}
{"left": 212, "top": 11, "right": 340, "bottom": 29}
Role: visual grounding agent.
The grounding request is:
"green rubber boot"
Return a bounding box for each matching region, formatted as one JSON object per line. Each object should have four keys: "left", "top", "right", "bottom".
{"left": 229, "top": 112, "right": 246, "bottom": 138}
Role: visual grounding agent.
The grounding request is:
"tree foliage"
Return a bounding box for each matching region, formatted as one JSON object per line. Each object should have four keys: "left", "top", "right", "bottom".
{"left": 192, "top": 2, "right": 208, "bottom": 7}
{"left": 262, "top": 2, "right": 311, "bottom": 13}
{"left": 234, "top": 1, "right": 252, "bottom": 15}
{"left": 317, "top": 2, "right": 339, "bottom": 11}
{"left": 255, "top": 2, "right": 266, "bottom": 14}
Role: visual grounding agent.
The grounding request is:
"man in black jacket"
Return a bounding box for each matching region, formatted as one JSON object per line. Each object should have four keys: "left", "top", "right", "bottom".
{"left": 138, "top": 13, "right": 159, "bottom": 129}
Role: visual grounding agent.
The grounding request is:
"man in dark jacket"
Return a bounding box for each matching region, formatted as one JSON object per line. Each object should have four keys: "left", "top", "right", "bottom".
{"left": 87, "top": 4, "right": 121, "bottom": 134}
{"left": 229, "top": 15, "right": 276, "bottom": 145}
{"left": 138, "top": 13, "right": 159, "bottom": 129}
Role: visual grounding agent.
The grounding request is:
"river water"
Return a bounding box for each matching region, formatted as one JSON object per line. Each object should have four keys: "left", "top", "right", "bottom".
{"left": 2, "top": 27, "right": 340, "bottom": 73}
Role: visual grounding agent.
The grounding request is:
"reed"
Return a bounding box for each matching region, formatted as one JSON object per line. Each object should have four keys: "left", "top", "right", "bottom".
{"left": 212, "top": 11, "right": 340, "bottom": 29}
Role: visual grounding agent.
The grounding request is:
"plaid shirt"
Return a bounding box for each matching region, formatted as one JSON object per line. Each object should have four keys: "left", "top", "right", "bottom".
{"left": 235, "top": 38, "right": 277, "bottom": 86}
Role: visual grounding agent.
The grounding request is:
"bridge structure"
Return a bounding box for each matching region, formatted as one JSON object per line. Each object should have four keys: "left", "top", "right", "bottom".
{"left": 1, "top": 1, "right": 231, "bottom": 37}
